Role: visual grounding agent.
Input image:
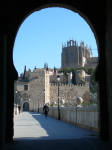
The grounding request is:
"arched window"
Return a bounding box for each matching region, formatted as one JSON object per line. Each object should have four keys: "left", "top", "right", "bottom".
{"left": 70, "top": 52, "right": 74, "bottom": 59}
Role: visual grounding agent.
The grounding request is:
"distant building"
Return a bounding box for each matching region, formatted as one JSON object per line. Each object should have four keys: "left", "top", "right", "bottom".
{"left": 61, "top": 38, "right": 98, "bottom": 69}
{"left": 44, "top": 62, "right": 48, "bottom": 69}
{"left": 14, "top": 66, "right": 89, "bottom": 111}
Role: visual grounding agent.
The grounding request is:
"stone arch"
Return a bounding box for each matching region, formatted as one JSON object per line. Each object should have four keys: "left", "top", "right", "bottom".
{"left": 12, "top": 3, "right": 100, "bottom": 83}
{"left": 13, "top": 3, "right": 99, "bottom": 55}
{"left": 12, "top": 3, "right": 100, "bottom": 86}
{"left": 1, "top": 2, "right": 108, "bottom": 148}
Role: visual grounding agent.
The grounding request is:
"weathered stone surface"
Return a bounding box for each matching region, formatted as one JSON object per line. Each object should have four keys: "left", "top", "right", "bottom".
{"left": 14, "top": 69, "right": 89, "bottom": 111}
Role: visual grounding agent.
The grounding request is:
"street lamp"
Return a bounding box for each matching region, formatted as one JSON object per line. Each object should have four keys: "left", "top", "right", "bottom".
{"left": 21, "top": 98, "right": 23, "bottom": 112}
{"left": 43, "top": 89, "right": 45, "bottom": 106}
{"left": 38, "top": 95, "right": 39, "bottom": 113}
{"left": 57, "top": 75, "right": 60, "bottom": 120}
{"left": 15, "top": 90, "right": 17, "bottom": 107}
{"left": 19, "top": 97, "right": 20, "bottom": 105}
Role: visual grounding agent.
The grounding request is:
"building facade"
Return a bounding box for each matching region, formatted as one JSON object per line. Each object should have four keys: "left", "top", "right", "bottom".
{"left": 14, "top": 68, "right": 89, "bottom": 111}
{"left": 61, "top": 39, "right": 98, "bottom": 69}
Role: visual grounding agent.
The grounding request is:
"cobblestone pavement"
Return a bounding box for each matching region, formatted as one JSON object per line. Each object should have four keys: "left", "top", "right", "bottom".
{"left": 3, "top": 112, "right": 112, "bottom": 150}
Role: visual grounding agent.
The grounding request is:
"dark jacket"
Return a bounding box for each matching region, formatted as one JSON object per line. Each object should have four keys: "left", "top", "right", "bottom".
{"left": 43, "top": 105, "right": 49, "bottom": 112}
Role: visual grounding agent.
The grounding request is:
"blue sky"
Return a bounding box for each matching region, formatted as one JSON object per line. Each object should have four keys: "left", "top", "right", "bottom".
{"left": 13, "top": 7, "right": 98, "bottom": 76}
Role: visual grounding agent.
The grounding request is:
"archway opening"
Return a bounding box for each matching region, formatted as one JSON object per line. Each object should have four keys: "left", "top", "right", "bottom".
{"left": 23, "top": 102, "right": 29, "bottom": 111}
{"left": 13, "top": 6, "right": 99, "bottom": 140}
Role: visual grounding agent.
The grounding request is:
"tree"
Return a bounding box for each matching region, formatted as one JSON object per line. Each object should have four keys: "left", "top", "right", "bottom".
{"left": 87, "top": 68, "right": 97, "bottom": 87}
{"left": 52, "top": 74, "right": 57, "bottom": 84}
{"left": 46, "top": 65, "right": 48, "bottom": 71}
{"left": 66, "top": 67, "right": 70, "bottom": 73}
{"left": 75, "top": 67, "right": 88, "bottom": 73}
{"left": 72, "top": 69, "right": 76, "bottom": 85}
{"left": 78, "top": 73, "right": 85, "bottom": 84}
{"left": 61, "top": 73, "right": 68, "bottom": 84}
{"left": 64, "top": 69, "right": 68, "bottom": 83}
{"left": 23, "top": 65, "right": 26, "bottom": 79}
{"left": 87, "top": 68, "right": 95, "bottom": 75}
{"left": 82, "top": 91, "right": 90, "bottom": 103}
{"left": 54, "top": 66, "right": 56, "bottom": 74}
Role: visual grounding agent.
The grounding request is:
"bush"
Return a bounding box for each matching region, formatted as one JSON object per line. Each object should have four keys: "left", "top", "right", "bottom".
{"left": 50, "top": 104, "right": 53, "bottom": 107}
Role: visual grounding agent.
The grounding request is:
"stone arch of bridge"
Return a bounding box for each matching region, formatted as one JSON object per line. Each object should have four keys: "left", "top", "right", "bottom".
{"left": 1, "top": 2, "right": 107, "bottom": 149}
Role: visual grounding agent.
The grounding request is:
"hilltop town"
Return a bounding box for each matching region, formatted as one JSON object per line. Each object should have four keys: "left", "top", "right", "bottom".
{"left": 14, "top": 39, "right": 98, "bottom": 111}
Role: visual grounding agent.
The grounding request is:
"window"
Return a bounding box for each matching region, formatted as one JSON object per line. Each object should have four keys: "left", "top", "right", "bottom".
{"left": 70, "top": 52, "right": 74, "bottom": 59}
{"left": 24, "top": 85, "right": 28, "bottom": 90}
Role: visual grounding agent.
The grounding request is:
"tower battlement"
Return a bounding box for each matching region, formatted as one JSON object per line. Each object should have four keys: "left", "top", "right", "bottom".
{"left": 50, "top": 82, "right": 89, "bottom": 87}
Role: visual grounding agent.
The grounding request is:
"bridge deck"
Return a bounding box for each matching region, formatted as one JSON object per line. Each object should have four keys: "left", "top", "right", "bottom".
{"left": 4, "top": 112, "right": 112, "bottom": 150}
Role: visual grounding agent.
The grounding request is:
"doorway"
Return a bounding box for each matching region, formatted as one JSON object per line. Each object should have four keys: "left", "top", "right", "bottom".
{"left": 23, "top": 102, "right": 29, "bottom": 111}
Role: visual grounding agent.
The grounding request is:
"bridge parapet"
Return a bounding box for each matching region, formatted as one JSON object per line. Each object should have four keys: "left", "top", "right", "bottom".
{"left": 39, "top": 106, "right": 98, "bottom": 132}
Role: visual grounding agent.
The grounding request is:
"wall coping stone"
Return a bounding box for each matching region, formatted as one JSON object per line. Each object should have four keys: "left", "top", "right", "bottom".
{"left": 40, "top": 106, "right": 98, "bottom": 111}
{"left": 77, "top": 107, "right": 98, "bottom": 111}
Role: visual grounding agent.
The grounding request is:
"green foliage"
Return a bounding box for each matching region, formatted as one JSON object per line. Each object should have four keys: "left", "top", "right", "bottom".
{"left": 46, "top": 64, "right": 49, "bottom": 71}
{"left": 58, "top": 67, "right": 97, "bottom": 86}
{"left": 78, "top": 73, "right": 85, "bottom": 83}
{"left": 54, "top": 66, "right": 56, "bottom": 74}
{"left": 90, "top": 86, "right": 97, "bottom": 93}
{"left": 75, "top": 67, "right": 88, "bottom": 73}
{"left": 87, "top": 68, "right": 95, "bottom": 75}
{"left": 74, "top": 103, "right": 77, "bottom": 106}
{"left": 66, "top": 67, "right": 70, "bottom": 73}
{"left": 50, "top": 104, "right": 53, "bottom": 107}
{"left": 23, "top": 65, "right": 26, "bottom": 79}
{"left": 46, "top": 65, "right": 48, "bottom": 71}
{"left": 72, "top": 71, "right": 76, "bottom": 85}
{"left": 87, "top": 68, "right": 97, "bottom": 87}
{"left": 82, "top": 101, "right": 97, "bottom": 107}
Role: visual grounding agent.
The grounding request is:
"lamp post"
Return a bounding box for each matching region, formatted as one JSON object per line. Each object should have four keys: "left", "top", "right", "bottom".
{"left": 38, "top": 95, "right": 39, "bottom": 113}
{"left": 21, "top": 98, "right": 23, "bottom": 112}
{"left": 43, "top": 90, "right": 45, "bottom": 106}
{"left": 19, "top": 97, "right": 20, "bottom": 106}
{"left": 57, "top": 75, "right": 60, "bottom": 120}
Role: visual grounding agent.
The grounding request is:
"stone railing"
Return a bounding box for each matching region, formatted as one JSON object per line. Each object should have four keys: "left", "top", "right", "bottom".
{"left": 39, "top": 107, "right": 98, "bottom": 132}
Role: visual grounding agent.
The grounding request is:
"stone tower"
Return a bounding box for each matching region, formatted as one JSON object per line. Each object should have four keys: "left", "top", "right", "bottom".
{"left": 61, "top": 39, "right": 92, "bottom": 69}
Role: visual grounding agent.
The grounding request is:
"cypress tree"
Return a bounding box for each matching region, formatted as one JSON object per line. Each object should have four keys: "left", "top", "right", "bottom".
{"left": 54, "top": 66, "right": 56, "bottom": 74}
{"left": 72, "top": 70, "right": 76, "bottom": 85}
{"left": 72, "top": 71, "right": 74, "bottom": 85}
{"left": 46, "top": 65, "right": 48, "bottom": 71}
{"left": 23, "top": 65, "right": 26, "bottom": 79}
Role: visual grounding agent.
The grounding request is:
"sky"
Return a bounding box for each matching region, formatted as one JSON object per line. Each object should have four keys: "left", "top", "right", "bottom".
{"left": 13, "top": 7, "right": 98, "bottom": 76}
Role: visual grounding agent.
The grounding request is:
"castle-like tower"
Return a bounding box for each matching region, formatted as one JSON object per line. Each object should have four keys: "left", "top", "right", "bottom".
{"left": 61, "top": 38, "right": 93, "bottom": 69}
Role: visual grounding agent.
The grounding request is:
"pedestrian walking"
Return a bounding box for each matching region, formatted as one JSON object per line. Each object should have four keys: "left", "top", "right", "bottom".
{"left": 18, "top": 105, "right": 21, "bottom": 114}
{"left": 43, "top": 103, "right": 49, "bottom": 117}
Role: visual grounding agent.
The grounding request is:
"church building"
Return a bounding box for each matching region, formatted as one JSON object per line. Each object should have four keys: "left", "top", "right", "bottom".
{"left": 61, "top": 38, "right": 98, "bottom": 69}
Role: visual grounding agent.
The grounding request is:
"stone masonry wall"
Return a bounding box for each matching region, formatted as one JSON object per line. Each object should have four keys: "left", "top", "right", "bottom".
{"left": 45, "top": 71, "right": 50, "bottom": 103}
{"left": 50, "top": 82, "right": 89, "bottom": 104}
{"left": 14, "top": 69, "right": 89, "bottom": 110}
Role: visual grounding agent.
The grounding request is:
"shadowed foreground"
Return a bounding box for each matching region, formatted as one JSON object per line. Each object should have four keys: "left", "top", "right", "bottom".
{"left": 4, "top": 112, "right": 112, "bottom": 150}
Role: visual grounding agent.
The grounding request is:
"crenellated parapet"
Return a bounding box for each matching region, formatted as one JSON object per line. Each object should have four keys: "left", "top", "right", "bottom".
{"left": 62, "top": 38, "right": 78, "bottom": 48}
{"left": 50, "top": 82, "right": 89, "bottom": 104}
{"left": 50, "top": 83, "right": 87, "bottom": 87}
